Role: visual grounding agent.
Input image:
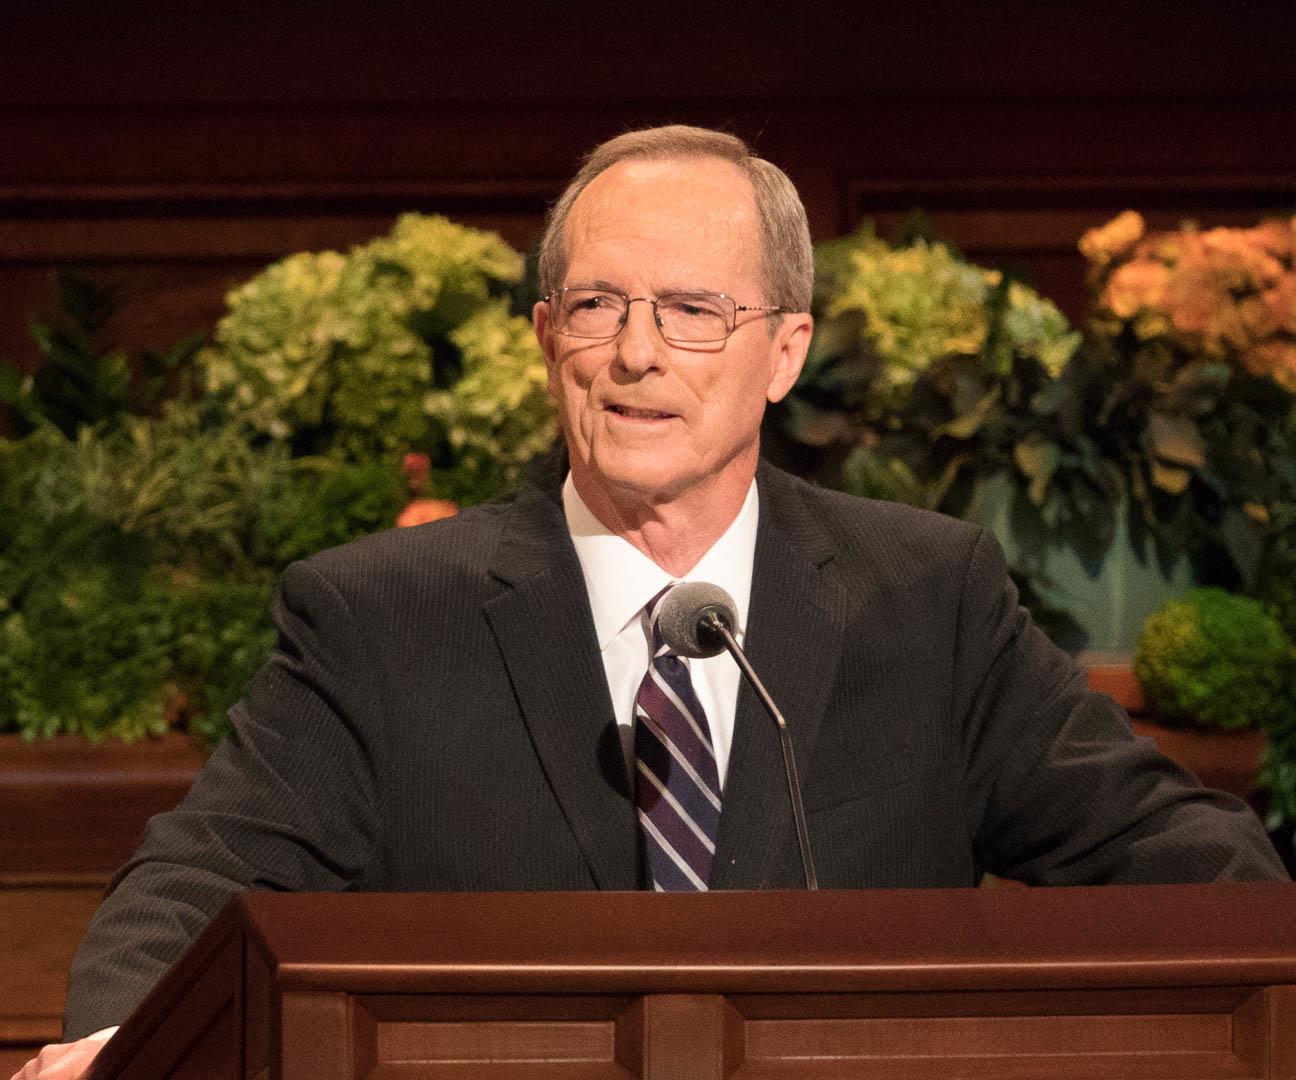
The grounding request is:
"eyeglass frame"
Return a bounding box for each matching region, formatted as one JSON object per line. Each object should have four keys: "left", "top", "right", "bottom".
{"left": 542, "top": 285, "right": 792, "bottom": 345}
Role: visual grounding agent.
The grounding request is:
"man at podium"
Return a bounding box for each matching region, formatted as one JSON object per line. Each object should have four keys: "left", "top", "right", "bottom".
{"left": 15, "top": 125, "right": 1286, "bottom": 1080}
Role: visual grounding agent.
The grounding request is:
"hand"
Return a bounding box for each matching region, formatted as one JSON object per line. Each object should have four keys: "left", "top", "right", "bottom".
{"left": 10, "top": 1034, "right": 110, "bottom": 1080}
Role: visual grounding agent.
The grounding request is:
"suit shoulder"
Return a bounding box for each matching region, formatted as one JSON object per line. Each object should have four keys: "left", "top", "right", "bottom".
{"left": 291, "top": 497, "right": 513, "bottom": 599}
{"left": 765, "top": 466, "right": 987, "bottom": 570}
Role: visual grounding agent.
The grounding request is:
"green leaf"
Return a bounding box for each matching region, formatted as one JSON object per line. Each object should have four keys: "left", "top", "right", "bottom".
{"left": 1014, "top": 436, "right": 1059, "bottom": 507}
{"left": 1221, "top": 507, "right": 1264, "bottom": 590}
{"left": 1146, "top": 411, "right": 1206, "bottom": 468}
{"left": 1150, "top": 460, "right": 1192, "bottom": 495}
{"left": 932, "top": 385, "right": 999, "bottom": 440}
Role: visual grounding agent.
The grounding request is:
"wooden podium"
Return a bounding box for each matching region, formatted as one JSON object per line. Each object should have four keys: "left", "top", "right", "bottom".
{"left": 88, "top": 883, "right": 1296, "bottom": 1079}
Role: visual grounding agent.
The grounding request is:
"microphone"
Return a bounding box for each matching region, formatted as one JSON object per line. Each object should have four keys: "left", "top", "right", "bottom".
{"left": 658, "top": 582, "right": 818, "bottom": 890}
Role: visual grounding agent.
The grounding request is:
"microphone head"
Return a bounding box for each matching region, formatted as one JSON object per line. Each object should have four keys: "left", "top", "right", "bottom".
{"left": 657, "top": 582, "right": 738, "bottom": 658}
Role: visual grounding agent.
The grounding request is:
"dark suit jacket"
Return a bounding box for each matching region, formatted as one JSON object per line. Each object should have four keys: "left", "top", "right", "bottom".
{"left": 63, "top": 462, "right": 1287, "bottom": 1037}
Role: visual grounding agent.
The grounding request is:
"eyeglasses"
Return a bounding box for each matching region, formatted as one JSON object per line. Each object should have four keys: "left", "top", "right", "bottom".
{"left": 544, "top": 287, "right": 789, "bottom": 345}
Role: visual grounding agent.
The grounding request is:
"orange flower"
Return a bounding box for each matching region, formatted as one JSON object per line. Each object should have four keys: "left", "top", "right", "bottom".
{"left": 1165, "top": 261, "right": 1219, "bottom": 340}
{"left": 1103, "top": 260, "right": 1170, "bottom": 319}
{"left": 1080, "top": 210, "right": 1146, "bottom": 266}
{"left": 1247, "top": 218, "right": 1296, "bottom": 264}
{"left": 1264, "top": 276, "right": 1296, "bottom": 334}
{"left": 1243, "top": 342, "right": 1296, "bottom": 391}
{"left": 1088, "top": 213, "right": 1296, "bottom": 390}
{"left": 401, "top": 452, "right": 431, "bottom": 495}
{"left": 396, "top": 498, "right": 458, "bottom": 528}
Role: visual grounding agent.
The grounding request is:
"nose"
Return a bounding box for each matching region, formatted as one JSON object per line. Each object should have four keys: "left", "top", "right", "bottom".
{"left": 613, "top": 297, "right": 664, "bottom": 376}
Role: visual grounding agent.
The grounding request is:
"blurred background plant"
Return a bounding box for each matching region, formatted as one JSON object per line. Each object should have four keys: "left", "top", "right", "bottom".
{"left": 772, "top": 215, "right": 1296, "bottom": 654}
{"left": 0, "top": 214, "right": 556, "bottom": 746}
{"left": 777, "top": 224, "right": 1085, "bottom": 518}
{"left": 771, "top": 223, "right": 1093, "bottom": 644}
{"left": 1133, "top": 588, "right": 1292, "bottom": 733}
{"left": 1075, "top": 212, "right": 1296, "bottom": 595}
{"left": 198, "top": 213, "right": 554, "bottom": 505}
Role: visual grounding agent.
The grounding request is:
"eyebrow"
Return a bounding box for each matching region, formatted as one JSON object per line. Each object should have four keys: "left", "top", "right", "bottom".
{"left": 565, "top": 280, "right": 726, "bottom": 296}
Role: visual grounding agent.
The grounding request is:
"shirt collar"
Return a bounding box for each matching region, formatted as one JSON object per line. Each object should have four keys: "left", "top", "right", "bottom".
{"left": 562, "top": 474, "right": 758, "bottom": 651}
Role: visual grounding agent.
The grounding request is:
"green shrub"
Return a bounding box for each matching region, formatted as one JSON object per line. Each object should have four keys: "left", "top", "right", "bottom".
{"left": 1134, "top": 587, "right": 1296, "bottom": 731}
{"left": 0, "top": 271, "right": 200, "bottom": 439}
{"left": 0, "top": 414, "right": 405, "bottom": 744}
{"left": 198, "top": 213, "right": 555, "bottom": 495}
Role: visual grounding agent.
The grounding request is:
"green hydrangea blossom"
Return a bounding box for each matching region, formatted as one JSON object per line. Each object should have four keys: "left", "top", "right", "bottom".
{"left": 426, "top": 303, "right": 557, "bottom": 503}
{"left": 198, "top": 213, "right": 551, "bottom": 473}
{"left": 826, "top": 236, "right": 1079, "bottom": 397}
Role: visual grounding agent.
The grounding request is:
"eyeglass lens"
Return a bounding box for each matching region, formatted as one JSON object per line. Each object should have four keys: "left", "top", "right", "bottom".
{"left": 556, "top": 289, "right": 734, "bottom": 342}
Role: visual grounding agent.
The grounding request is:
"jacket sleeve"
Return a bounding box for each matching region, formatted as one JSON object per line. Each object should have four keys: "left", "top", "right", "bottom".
{"left": 61, "top": 558, "right": 387, "bottom": 1039}
{"left": 953, "top": 529, "right": 1289, "bottom": 884}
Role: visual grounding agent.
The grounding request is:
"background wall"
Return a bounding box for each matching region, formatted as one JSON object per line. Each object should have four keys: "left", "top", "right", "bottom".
{"left": 3, "top": 0, "right": 1295, "bottom": 368}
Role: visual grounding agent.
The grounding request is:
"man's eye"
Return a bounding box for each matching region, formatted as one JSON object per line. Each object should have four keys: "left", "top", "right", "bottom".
{"left": 571, "top": 293, "right": 617, "bottom": 311}
{"left": 663, "top": 296, "right": 725, "bottom": 318}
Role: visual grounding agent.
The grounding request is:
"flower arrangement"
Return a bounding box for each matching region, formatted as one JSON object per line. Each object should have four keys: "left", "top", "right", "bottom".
{"left": 781, "top": 226, "right": 1086, "bottom": 531}
{"left": 1075, "top": 212, "right": 1296, "bottom": 589}
{"left": 1, "top": 215, "right": 557, "bottom": 745}
{"left": 815, "top": 231, "right": 1077, "bottom": 403}
{"left": 199, "top": 213, "right": 555, "bottom": 504}
{"left": 1083, "top": 211, "right": 1296, "bottom": 389}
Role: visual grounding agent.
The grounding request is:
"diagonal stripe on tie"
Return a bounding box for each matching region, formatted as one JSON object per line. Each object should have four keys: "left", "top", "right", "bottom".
{"left": 634, "top": 585, "right": 722, "bottom": 891}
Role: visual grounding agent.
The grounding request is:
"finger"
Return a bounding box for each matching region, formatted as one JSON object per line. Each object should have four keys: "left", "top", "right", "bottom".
{"left": 12, "top": 1037, "right": 105, "bottom": 1080}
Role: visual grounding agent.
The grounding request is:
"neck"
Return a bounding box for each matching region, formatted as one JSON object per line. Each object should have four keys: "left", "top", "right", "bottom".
{"left": 572, "top": 459, "right": 756, "bottom": 578}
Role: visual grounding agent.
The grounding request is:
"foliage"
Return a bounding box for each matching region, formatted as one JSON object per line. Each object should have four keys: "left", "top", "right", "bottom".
{"left": 1256, "top": 500, "right": 1296, "bottom": 643}
{"left": 425, "top": 305, "right": 557, "bottom": 504}
{"left": 1260, "top": 687, "right": 1296, "bottom": 849}
{"left": 1077, "top": 212, "right": 1296, "bottom": 587}
{"left": 198, "top": 213, "right": 554, "bottom": 498}
{"left": 0, "top": 408, "right": 404, "bottom": 744}
{"left": 0, "top": 271, "right": 199, "bottom": 438}
{"left": 778, "top": 216, "right": 1296, "bottom": 656}
{"left": 1, "top": 214, "right": 559, "bottom": 745}
{"left": 777, "top": 225, "right": 1107, "bottom": 638}
{"left": 1133, "top": 588, "right": 1295, "bottom": 731}
{"left": 783, "top": 227, "right": 1087, "bottom": 526}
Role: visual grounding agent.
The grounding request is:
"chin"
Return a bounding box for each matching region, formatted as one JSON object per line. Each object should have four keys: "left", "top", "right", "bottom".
{"left": 583, "top": 453, "right": 691, "bottom": 501}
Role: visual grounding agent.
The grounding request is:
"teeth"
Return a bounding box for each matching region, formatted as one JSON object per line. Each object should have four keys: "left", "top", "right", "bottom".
{"left": 612, "top": 406, "right": 670, "bottom": 418}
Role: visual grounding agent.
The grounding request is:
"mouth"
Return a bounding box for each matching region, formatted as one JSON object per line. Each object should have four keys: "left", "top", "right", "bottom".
{"left": 605, "top": 404, "right": 677, "bottom": 420}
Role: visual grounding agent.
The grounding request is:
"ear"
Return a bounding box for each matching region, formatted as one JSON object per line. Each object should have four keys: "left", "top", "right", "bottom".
{"left": 765, "top": 312, "right": 813, "bottom": 404}
{"left": 534, "top": 299, "right": 561, "bottom": 376}
{"left": 533, "top": 299, "right": 553, "bottom": 358}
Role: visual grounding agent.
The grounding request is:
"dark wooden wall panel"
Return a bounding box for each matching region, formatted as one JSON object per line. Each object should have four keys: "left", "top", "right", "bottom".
{"left": 2, "top": 1, "right": 1295, "bottom": 363}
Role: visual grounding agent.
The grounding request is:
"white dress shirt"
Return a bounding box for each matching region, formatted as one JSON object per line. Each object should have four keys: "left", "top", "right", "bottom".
{"left": 562, "top": 474, "right": 758, "bottom": 790}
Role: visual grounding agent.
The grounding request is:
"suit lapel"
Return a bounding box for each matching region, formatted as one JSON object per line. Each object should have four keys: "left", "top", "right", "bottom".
{"left": 710, "top": 465, "right": 847, "bottom": 889}
{"left": 482, "top": 485, "right": 639, "bottom": 890}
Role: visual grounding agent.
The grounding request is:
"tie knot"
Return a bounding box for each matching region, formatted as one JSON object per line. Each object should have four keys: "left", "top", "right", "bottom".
{"left": 645, "top": 584, "right": 680, "bottom": 658}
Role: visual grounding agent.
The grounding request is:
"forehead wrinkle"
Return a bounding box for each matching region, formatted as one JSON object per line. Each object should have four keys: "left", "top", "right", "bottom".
{"left": 562, "top": 157, "right": 762, "bottom": 296}
{"left": 566, "top": 278, "right": 731, "bottom": 297}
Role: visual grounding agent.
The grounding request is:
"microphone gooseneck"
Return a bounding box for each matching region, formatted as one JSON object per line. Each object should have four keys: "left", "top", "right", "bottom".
{"left": 657, "top": 582, "right": 819, "bottom": 890}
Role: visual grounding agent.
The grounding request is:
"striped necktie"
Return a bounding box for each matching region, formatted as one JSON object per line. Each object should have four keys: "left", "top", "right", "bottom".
{"left": 634, "top": 586, "right": 722, "bottom": 891}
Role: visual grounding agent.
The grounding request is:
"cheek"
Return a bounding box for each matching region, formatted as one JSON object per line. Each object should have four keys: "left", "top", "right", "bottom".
{"left": 551, "top": 356, "right": 604, "bottom": 438}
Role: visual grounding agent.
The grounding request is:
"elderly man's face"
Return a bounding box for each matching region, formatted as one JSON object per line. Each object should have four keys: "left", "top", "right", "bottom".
{"left": 534, "top": 156, "right": 810, "bottom": 512}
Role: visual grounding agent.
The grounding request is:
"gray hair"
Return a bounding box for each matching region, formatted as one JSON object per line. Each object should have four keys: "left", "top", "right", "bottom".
{"left": 537, "top": 125, "right": 813, "bottom": 313}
